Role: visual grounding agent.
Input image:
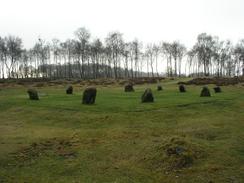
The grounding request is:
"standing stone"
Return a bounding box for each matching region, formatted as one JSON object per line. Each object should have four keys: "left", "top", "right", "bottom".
{"left": 141, "top": 88, "right": 154, "bottom": 103}
{"left": 179, "top": 85, "right": 186, "bottom": 92}
{"left": 213, "top": 86, "right": 221, "bottom": 93}
{"left": 66, "top": 85, "right": 73, "bottom": 94}
{"left": 157, "top": 85, "right": 163, "bottom": 91}
{"left": 200, "top": 86, "right": 211, "bottom": 97}
{"left": 124, "top": 83, "right": 134, "bottom": 92}
{"left": 27, "top": 89, "right": 39, "bottom": 100}
{"left": 82, "top": 87, "right": 97, "bottom": 104}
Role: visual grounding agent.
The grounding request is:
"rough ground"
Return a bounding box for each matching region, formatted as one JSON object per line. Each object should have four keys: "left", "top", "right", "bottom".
{"left": 178, "top": 77, "right": 244, "bottom": 86}
{"left": 0, "top": 77, "right": 165, "bottom": 87}
{"left": 0, "top": 79, "right": 244, "bottom": 183}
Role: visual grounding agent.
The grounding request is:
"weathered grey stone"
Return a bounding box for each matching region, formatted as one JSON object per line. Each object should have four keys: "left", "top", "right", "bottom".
{"left": 179, "top": 85, "right": 186, "bottom": 92}
{"left": 141, "top": 88, "right": 154, "bottom": 103}
{"left": 124, "top": 83, "right": 134, "bottom": 92}
{"left": 66, "top": 85, "right": 73, "bottom": 94}
{"left": 157, "top": 85, "right": 163, "bottom": 91}
{"left": 200, "top": 86, "right": 211, "bottom": 97}
{"left": 82, "top": 87, "right": 97, "bottom": 104}
{"left": 27, "top": 89, "right": 39, "bottom": 100}
{"left": 213, "top": 86, "right": 221, "bottom": 93}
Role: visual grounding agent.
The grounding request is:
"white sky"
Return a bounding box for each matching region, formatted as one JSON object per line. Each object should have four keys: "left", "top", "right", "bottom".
{"left": 0, "top": 0, "right": 244, "bottom": 49}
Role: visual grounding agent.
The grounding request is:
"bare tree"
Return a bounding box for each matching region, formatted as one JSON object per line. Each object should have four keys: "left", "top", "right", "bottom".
{"left": 162, "top": 42, "right": 173, "bottom": 77}
{"left": 193, "top": 33, "right": 216, "bottom": 76}
{"left": 105, "top": 31, "right": 124, "bottom": 79}
{"left": 234, "top": 40, "right": 244, "bottom": 76}
{"left": 1, "top": 29, "right": 244, "bottom": 79}
{"left": 145, "top": 44, "right": 154, "bottom": 77}
{"left": 0, "top": 37, "right": 7, "bottom": 78}
{"left": 152, "top": 44, "right": 160, "bottom": 77}
{"left": 5, "top": 36, "right": 22, "bottom": 78}
{"left": 74, "top": 27, "right": 91, "bottom": 79}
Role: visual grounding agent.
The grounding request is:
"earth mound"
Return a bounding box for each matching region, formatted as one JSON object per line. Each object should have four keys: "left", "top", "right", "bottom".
{"left": 142, "top": 137, "right": 204, "bottom": 172}
{"left": 178, "top": 77, "right": 244, "bottom": 86}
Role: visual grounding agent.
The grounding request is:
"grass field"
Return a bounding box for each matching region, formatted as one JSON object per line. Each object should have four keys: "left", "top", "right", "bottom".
{"left": 0, "top": 80, "right": 244, "bottom": 183}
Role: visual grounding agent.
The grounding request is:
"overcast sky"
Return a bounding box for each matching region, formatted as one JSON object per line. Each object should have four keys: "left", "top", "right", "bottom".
{"left": 0, "top": 0, "right": 244, "bottom": 48}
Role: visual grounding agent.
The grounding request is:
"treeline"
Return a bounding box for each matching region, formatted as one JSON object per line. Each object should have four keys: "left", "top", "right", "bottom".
{"left": 0, "top": 28, "right": 244, "bottom": 79}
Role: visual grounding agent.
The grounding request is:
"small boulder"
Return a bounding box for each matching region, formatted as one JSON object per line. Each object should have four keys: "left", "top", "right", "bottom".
{"left": 213, "top": 86, "right": 221, "bottom": 93}
{"left": 179, "top": 85, "right": 186, "bottom": 92}
{"left": 141, "top": 88, "right": 154, "bottom": 103}
{"left": 157, "top": 85, "right": 163, "bottom": 91}
{"left": 124, "top": 83, "right": 134, "bottom": 92}
{"left": 66, "top": 85, "right": 73, "bottom": 94}
{"left": 200, "top": 86, "right": 211, "bottom": 97}
{"left": 82, "top": 87, "right": 97, "bottom": 104}
{"left": 27, "top": 89, "right": 39, "bottom": 100}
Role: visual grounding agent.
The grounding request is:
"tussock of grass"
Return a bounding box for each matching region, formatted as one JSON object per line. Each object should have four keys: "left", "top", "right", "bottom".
{"left": 5, "top": 135, "right": 81, "bottom": 168}
{"left": 142, "top": 137, "right": 205, "bottom": 173}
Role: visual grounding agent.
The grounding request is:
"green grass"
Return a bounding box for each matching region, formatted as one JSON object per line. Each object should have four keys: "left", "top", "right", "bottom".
{"left": 0, "top": 80, "right": 244, "bottom": 183}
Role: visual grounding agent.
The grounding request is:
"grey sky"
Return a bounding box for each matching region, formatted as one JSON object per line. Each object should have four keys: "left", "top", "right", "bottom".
{"left": 0, "top": 0, "right": 244, "bottom": 48}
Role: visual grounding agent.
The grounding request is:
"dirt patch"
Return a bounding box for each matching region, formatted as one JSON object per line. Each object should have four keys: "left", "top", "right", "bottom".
{"left": 142, "top": 137, "right": 204, "bottom": 172}
{"left": 178, "top": 77, "right": 244, "bottom": 86}
{"left": 13, "top": 136, "right": 80, "bottom": 162}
